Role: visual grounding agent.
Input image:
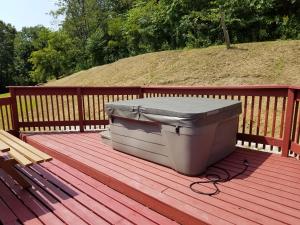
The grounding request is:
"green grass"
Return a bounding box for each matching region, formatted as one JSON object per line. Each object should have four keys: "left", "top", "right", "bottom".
{"left": 0, "top": 93, "right": 10, "bottom": 98}
{"left": 47, "top": 40, "right": 300, "bottom": 87}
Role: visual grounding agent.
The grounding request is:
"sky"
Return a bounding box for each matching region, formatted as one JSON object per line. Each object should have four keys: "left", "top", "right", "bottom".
{"left": 0, "top": 0, "right": 61, "bottom": 31}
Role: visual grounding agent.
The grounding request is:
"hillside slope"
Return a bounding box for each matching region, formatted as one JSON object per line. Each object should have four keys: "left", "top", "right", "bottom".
{"left": 47, "top": 40, "right": 300, "bottom": 86}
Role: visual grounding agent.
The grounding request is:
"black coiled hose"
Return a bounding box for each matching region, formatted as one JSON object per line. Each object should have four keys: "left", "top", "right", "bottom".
{"left": 190, "top": 159, "right": 249, "bottom": 196}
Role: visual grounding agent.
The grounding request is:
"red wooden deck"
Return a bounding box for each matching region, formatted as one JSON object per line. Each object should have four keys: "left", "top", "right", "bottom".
{"left": 0, "top": 155, "right": 176, "bottom": 224}
{"left": 22, "top": 132, "right": 300, "bottom": 225}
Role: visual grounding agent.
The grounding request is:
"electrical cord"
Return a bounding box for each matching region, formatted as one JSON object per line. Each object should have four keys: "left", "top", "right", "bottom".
{"left": 190, "top": 159, "right": 249, "bottom": 196}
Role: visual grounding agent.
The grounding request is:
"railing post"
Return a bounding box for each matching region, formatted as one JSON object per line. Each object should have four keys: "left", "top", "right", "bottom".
{"left": 139, "top": 87, "right": 144, "bottom": 99}
{"left": 9, "top": 87, "right": 20, "bottom": 136}
{"left": 77, "top": 87, "right": 84, "bottom": 132}
{"left": 282, "top": 88, "right": 295, "bottom": 157}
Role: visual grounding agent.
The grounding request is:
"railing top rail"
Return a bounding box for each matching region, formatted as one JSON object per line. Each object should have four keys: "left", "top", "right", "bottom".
{"left": 9, "top": 85, "right": 297, "bottom": 89}
{"left": 8, "top": 86, "right": 142, "bottom": 89}
{"left": 143, "top": 85, "right": 293, "bottom": 90}
{"left": 0, "top": 97, "right": 12, "bottom": 105}
{"left": 8, "top": 86, "right": 143, "bottom": 96}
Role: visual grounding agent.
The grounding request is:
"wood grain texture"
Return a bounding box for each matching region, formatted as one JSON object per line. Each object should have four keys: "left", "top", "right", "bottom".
{"left": 23, "top": 132, "right": 300, "bottom": 225}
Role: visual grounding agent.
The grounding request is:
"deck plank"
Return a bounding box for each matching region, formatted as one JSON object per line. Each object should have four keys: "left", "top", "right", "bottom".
{"left": 50, "top": 159, "right": 178, "bottom": 225}
{"left": 50, "top": 134, "right": 300, "bottom": 207}
{"left": 37, "top": 162, "right": 169, "bottom": 225}
{"left": 1, "top": 152, "right": 170, "bottom": 225}
{"left": 23, "top": 132, "right": 300, "bottom": 225}
{"left": 0, "top": 197, "right": 18, "bottom": 224}
{"left": 0, "top": 178, "right": 43, "bottom": 225}
{"left": 0, "top": 170, "right": 65, "bottom": 225}
{"left": 19, "top": 166, "right": 126, "bottom": 225}
{"left": 25, "top": 135, "right": 232, "bottom": 225}
{"left": 54, "top": 140, "right": 300, "bottom": 223}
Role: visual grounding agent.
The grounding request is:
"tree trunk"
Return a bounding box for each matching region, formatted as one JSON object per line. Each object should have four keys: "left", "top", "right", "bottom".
{"left": 220, "top": 8, "right": 231, "bottom": 49}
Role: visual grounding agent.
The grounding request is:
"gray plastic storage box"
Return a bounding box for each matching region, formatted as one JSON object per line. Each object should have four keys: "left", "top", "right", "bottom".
{"left": 105, "top": 97, "right": 242, "bottom": 176}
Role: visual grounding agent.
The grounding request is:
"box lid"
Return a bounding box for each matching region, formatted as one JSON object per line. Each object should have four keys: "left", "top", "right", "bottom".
{"left": 105, "top": 97, "right": 242, "bottom": 127}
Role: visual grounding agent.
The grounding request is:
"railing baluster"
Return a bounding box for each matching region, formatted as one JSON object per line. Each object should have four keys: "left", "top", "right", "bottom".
{"left": 34, "top": 95, "right": 40, "bottom": 131}
{"left": 294, "top": 104, "right": 300, "bottom": 143}
{"left": 291, "top": 101, "right": 299, "bottom": 142}
{"left": 271, "top": 97, "right": 278, "bottom": 138}
{"left": 66, "top": 95, "right": 71, "bottom": 130}
{"left": 249, "top": 96, "right": 255, "bottom": 135}
{"left": 61, "top": 95, "right": 66, "bottom": 130}
{"left": 92, "top": 95, "right": 95, "bottom": 123}
{"left": 280, "top": 97, "right": 286, "bottom": 138}
{"left": 30, "top": 95, "right": 34, "bottom": 123}
{"left": 0, "top": 106, "right": 5, "bottom": 130}
{"left": 77, "top": 88, "right": 84, "bottom": 132}
{"left": 264, "top": 96, "right": 270, "bottom": 136}
{"left": 45, "top": 95, "right": 50, "bottom": 130}
{"left": 72, "top": 95, "right": 76, "bottom": 121}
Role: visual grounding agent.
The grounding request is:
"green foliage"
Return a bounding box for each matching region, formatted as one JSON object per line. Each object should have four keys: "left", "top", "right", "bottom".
{"left": 1, "top": 0, "right": 300, "bottom": 88}
{"left": 30, "top": 32, "right": 80, "bottom": 83}
{"left": 0, "top": 21, "right": 16, "bottom": 92}
{"left": 13, "top": 26, "right": 50, "bottom": 85}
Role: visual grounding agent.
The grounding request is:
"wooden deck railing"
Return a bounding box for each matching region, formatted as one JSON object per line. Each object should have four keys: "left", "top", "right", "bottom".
{"left": 0, "top": 85, "right": 299, "bottom": 157}
{"left": 291, "top": 87, "right": 300, "bottom": 157}
{"left": 0, "top": 96, "right": 13, "bottom": 132}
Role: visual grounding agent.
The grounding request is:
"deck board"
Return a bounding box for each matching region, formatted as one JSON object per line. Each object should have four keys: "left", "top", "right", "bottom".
{"left": 23, "top": 132, "right": 300, "bottom": 225}
{"left": 0, "top": 154, "right": 175, "bottom": 225}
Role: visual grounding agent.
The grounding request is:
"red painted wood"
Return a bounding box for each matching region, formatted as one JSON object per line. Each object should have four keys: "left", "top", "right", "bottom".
{"left": 143, "top": 86, "right": 288, "bottom": 97}
{"left": 29, "top": 95, "right": 34, "bottom": 122}
{"left": 9, "top": 88, "right": 19, "bottom": 134}
{"left": 293, "top": 102, "right": 300, "bottom": 143}
{"left": 0, "top": 179, "right": 43, "bottom": 225}
{"left": 44, "top": 95, "right": 50, "bottom": 130}
{"left": 17, "top": 169, "right": 90, "bottom": 225}
{"left": 66, "top": 95, "right": 71, "bottom": 130}
{"left": 32, "top": 135, "right": 167, "bottom": 191}
{"left": 50, "top": 159, "right": 177, "bottom": 225}
{"left": 50, "top": 95, "right": 55, "bottom": 122}
{"left": 61, "top": 95, "right": 66, "bottom": 130}
{"left": 26, "top": 165, "right": 127, "bottom": 225}
{"left": 38, "top": 162, "right": 159, "bottom": 225}
{"left": 24, "top": 133, "right": 300, "bottom": 225}
{"left": 18, "top": 96, "right": 24, "bottom": 124}
{"left": 236, "top": 133, "right": 283, "bottom": 147}
{"left": 64, "top": 134, "right": 300, "bottom": 222}
{"left": 6, "top": 85, "right": 300, "bottom": 156}
{"left": 24, "top": 136, "right": 221, "bottom": 225}
{"left": 291, "top": 101, "right": 299, "bottom": 141}
{"left": 249, "top": 96, "right": 255, "bottom": 134}
{"left": 242, "top": 96, "right": 247, "bottom": 136}
{"left": 0, "top": 170, "right": 65, "bottom": 225}
{"left": 69, "top": 136, "right": 300, "bottom": 222}
{"left": 71, "top": 95, "right": 76, "bottom": 121}
{"left": 0, "top": 196, "right": 18, "bottom": 224}
{"left": 77, "top": 88, "right": 84, "bottom": 132}
{"left": 0, "top": 104, "right": 5, "bottom": 129}
{"left": 282, "top": 88, "right": 296, "bottom": 156}
{"left": 0, "top": 97, "right": 12, "bottom": 105}
{"left": 271, "top": 97, "right": 278, "bottom": 138}
{"left": 280, "top": 97, "right": 286, "bottom": 138}
{"left": 291, "top": 142, "right": 300, "bottom": 154}
{"left": 23, "top": 95, "right": 29, "bottom": 123}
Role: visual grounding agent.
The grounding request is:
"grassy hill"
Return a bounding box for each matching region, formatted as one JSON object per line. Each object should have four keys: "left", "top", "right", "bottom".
{"left": 47, "top": 40, "right": 300, "bottom": 87}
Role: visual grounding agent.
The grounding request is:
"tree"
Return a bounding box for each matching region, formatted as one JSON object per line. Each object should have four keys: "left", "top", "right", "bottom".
{"left": 30, "top": 31, "right": 80, "bottom": 83}
{"left": 13, "top": 26, "right": 50, "bottom": 85}
{"left": 0, "top": 20, "right": 16, "bottom": 92}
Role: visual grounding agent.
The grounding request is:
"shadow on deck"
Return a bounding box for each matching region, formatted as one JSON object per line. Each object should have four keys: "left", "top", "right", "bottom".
{"left": 0, "top": 150, "right": 175, "bottom": 224}
{"left": 21, "top": 132, "right": 300, "bottom": 225}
